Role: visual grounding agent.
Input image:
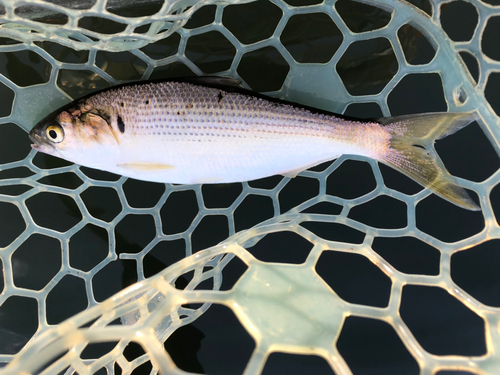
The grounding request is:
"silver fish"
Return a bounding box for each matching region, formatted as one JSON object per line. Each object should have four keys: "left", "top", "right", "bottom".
{"left": 29, "top": 77, "right": 479, "bottom": 210}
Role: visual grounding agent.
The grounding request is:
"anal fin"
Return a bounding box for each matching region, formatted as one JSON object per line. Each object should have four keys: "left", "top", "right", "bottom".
{"left": 191, "top": 176, "right": 223, "bottom": 184}
{"left": 282, "top": 170, "right": 301, "bottom": 178}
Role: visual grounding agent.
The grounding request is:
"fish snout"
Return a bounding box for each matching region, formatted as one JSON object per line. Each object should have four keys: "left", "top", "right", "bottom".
{"left": 28, "top": 130, "right": 39, "bottom": 144}
{"left": 29, "top": 126, "right": 46, "bottom": 148}
{"left": 29, "top": 121, "right": 59, "bottom": 152}
{"left": 29, "top": 118, "right": 62, "bottom": 143}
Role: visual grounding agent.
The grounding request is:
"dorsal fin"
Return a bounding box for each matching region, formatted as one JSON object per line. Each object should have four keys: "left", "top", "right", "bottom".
{"left": 180, "top": 76, "right": 244, "bottom": 91}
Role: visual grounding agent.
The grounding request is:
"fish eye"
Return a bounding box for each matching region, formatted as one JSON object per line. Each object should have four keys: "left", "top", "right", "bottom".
{"left": 46, "top": 125, "right": 64, "bottom": 143}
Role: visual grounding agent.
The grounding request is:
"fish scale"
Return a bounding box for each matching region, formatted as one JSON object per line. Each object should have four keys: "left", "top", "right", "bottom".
{"left": 90, "top": 82, "right": 376, "bottom": 149}
{"left": 29, "top": 78, "right": 479, "bottom": 210}
{"left": 96, "top": 82, "right": 380, "bottom": 184}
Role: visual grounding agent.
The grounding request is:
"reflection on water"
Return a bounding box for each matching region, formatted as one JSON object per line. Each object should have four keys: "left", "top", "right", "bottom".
{"left": 336, "top": 37, "right": 398, "bottom": 96}
{"left": 0, "top": 50, "right": 50, "bottom": 87}
{"left": 57, "top": 69, "right": 110, "bottom": 99}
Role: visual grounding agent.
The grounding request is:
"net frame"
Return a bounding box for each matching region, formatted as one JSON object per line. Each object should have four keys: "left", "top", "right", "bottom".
{"left": 0, "top": 0, "right": 498, "bottom": 374}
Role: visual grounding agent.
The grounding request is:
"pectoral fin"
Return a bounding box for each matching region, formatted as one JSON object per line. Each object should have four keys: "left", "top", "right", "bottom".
{"left": 118, "top": 163, "right": 174, "bottom": 172}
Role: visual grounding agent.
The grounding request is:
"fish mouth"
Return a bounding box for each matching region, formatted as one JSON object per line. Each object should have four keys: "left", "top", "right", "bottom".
{"left": 28, "top": 133, "right": 39, "bottom": 148}
{"left": 29, "top": 127, "right": 53, "bottom": 154}
{"left": 29, "top": 130, "right": 43, "bottom": 150}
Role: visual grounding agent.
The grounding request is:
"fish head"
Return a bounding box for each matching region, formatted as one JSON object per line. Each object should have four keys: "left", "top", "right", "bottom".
{"left": 30, "top": 102, "right": 120, "bottom": 168}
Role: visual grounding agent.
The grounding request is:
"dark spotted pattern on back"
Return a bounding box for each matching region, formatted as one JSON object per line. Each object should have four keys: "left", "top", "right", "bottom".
{"left": 84, "top": 80, "right": 372, "bottom": 145}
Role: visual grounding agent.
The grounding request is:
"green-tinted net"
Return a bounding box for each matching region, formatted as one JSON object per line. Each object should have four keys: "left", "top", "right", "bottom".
{"left": 0, "top": 0, "right": 499, "bottom": 374}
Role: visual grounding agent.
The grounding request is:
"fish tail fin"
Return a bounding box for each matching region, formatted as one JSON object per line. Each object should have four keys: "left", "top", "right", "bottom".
{"left": 377, "top": 112, "right": 480, "bottom": 211}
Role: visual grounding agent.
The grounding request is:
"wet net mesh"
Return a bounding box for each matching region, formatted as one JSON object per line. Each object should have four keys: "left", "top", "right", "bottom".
{"left": 0, "top": 0, "right": 499, "bottom": 374}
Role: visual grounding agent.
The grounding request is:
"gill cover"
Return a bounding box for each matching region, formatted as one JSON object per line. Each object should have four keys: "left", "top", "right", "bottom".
{"left": 30, "top": 101, "right": 120, "bottom": 168}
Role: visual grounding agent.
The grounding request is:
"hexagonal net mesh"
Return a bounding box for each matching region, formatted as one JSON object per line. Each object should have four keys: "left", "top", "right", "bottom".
{"left": 0, "top": 0, "right": 499, "bottom": 374}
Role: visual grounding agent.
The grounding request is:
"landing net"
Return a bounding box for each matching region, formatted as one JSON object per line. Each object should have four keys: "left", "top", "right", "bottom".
{"left": 0, "top": 0, "right": 499, "bottom": 374}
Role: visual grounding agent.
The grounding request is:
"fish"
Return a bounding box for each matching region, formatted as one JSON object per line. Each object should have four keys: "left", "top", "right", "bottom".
{"left": 29, "top": 77, "right": 479, "bottom": 211}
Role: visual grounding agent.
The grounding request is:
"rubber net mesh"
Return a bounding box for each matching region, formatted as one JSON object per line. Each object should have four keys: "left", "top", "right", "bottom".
{"left": 0, "top": 0, "right": 499, "bottom": 374}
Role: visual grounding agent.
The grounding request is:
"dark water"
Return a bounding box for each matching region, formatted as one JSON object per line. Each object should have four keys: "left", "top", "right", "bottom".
{"left": 0, "top": 1, "right": 498, "bottom": 375}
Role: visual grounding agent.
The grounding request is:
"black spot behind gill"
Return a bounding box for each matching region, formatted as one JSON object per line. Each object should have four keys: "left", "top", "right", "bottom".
{"left": 117, "top": 115, "right": 125, "bottom": 133}
{"left": 217, "top": 92, "right": 223, "bottom": 103}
